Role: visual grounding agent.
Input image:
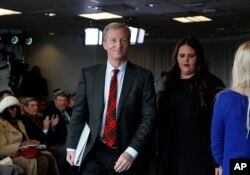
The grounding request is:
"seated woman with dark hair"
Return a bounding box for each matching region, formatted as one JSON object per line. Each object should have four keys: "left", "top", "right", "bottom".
{"left": 0, "top": 89, "right": 12, "bottom": 101}
{"left": 0, "top": 96, "right": 59, "bottom": 175}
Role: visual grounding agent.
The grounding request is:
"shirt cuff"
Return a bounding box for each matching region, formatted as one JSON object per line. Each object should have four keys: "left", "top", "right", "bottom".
{"left": 42, "top": 129, "right": 48, "bottom": 134}
{"left": 67, "top": 148, "right": 76, "bottom": 152}
{"left": 125, "top": 147, "right": 138, "bottom": 160}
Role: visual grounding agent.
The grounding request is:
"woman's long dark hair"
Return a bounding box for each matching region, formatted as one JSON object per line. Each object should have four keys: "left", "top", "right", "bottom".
{"left": 165, "top": 36, "right": 209, "bottom": 108}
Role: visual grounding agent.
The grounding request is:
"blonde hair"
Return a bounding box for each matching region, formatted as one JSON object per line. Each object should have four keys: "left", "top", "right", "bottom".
{"left": 232, "top": 41, "right": 250, "bottom": 95}
{"left": 232, "top": 40, "right": 250, "bottom": 138}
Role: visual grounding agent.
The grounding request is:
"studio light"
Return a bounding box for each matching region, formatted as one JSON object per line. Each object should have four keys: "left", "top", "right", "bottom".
{"left": 129, "top": 26, "right": 145, "bottom": 44}
{"left": 137, "top": 28, "right": 145, "bottom": 44}
{"left": 84, "top": 28, "right": 102, "bottom": 45}
{"left": 82, "top": 25, "right": 144, "bottom": 46}
{"left": 0, "top": 33, "right": 17, "bottom": 45}
{"left": 11, "top": 35, "right": 19, "bottom": 45}
{"left": 25, "top": 36, "right": 33, "bottom": 45}
{"left": 129, "top": 26, "right": 138, "bottom": 45}
{"left": 98, "top": 30, "right": 102, "bottom": 45}
{"left": 0, "top": 32, "right": 33, "bottom": 46}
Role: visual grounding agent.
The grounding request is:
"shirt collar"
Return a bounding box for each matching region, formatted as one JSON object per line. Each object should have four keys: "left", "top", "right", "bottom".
{"left": 107, "top": 60, "right": 127, "bottom": 73}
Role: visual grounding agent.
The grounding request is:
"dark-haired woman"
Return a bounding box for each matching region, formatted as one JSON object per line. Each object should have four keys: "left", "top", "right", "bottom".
{"left": 157, "top": 36, "right": 225, "bottom": 175}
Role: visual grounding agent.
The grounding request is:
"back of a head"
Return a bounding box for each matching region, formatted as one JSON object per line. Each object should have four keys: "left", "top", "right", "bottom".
{"left": 232, "top": 41, "right": 250, "bottom": 91}
{"left": 0, "top": 90, "right": 12, "bottom": 101}
{"left": 30, "top": 66, "right": 41, "bottom": 76}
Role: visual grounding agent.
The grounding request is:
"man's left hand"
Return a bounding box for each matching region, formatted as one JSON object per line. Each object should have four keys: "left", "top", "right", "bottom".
{"left": 114, "top": 151, "right": 134, "bottom": 173}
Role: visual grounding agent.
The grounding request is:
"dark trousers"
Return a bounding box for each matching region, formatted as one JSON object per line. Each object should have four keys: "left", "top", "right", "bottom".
{"left": 49, "top": 145, "right": 78, "bottom": 175}
{"left": 80, "top": 141, "right": 144, "bottom": 175}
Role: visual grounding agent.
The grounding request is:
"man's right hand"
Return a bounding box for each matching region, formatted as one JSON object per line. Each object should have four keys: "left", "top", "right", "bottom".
{"left": 50, "top": 114, "right": 59, "bottom": 128}
{"left": 43, "top": 116, "right": 50, "bottom": 129}
{"left": 66, "top": 150, "right": 76, "bottom": 166}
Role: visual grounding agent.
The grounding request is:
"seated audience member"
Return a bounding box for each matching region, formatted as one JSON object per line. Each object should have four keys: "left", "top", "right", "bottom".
{"left": 53, "top": 88, "right": 62, "bottom": 95}
{"left": 0, "top": 90, "right": 12, "bottom": 101}
{"left": 22, "top": 97, "right": 60, "bottom": 175}
{"left": 22, "top": 97, "right": 49, "bottom": 144}
{"left": 68, "top": 92, "right": 76, "bottom": 109}
{"left": 45, "top": 91, "right": 72, "bottom": 146}
{"left": 0, "top": 96, "right": 51, "bottom": 175}
{"left": 45, "top": 91, "right": 76, "bottom": 175}
{"left": 18, "top": 96, "right": 26, "bottom": 115}
{"left": 38, "top": 96, "right": 49, "bottom": 117}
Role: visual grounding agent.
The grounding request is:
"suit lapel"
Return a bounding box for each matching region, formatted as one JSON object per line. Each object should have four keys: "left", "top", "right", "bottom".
{"left": 117, "top": 62, "right": 136, "bottom": 117}
{"left": 93, "top": 63, "right": 106, "bottom": 120}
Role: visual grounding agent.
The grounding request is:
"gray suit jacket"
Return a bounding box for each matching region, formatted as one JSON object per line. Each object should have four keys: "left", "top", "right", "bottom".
{"left": 66, "top": 61, "right": 156, "bottom": 166}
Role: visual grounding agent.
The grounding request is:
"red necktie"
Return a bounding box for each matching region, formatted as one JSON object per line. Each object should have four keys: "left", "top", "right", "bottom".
{"left": 103, "top": 69, "right": 119, "bottom": 148}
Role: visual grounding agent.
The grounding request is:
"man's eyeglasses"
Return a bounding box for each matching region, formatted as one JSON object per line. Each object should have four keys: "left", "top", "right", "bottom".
{"left": 8, "top": 105, "right": 19, "bottom": 110}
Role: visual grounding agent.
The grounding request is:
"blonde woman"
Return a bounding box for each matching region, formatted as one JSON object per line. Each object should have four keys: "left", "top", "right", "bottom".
{"left": 211, "top": 41, "right": 250, "bottom": 175}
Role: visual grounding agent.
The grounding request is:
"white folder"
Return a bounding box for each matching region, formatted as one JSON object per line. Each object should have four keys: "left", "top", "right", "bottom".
{"left": 74, "top": 123, "right": 90, "bottom": 166}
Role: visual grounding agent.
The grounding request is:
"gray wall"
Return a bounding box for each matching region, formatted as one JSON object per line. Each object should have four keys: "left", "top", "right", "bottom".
{"left": 27, "top": 35, "right": 106, "bottom": 99}
{"left": 25, "top": 34, "right": 250, "bottom": 100}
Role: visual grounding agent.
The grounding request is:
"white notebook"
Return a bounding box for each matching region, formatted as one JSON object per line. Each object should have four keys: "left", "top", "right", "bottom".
{"left": 0, "top": 157, "right": 13, "bottom": 165}
{"left": 74, "top": 123, "right": 90, "bottom": 166}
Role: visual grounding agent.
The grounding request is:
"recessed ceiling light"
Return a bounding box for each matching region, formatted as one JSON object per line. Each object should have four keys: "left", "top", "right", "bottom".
{"left": 45, "top": 12, "right": 56, "bottom": 17}
{"left": 216, "top": 27, "right": 225, "bottom": 31}
{"left": 0, "top": 8, "right": 21, "bottom": 16}
{"left": 145, "top": 3, "right": 158, "bottom": 7}
{"left": 79, "top": 12, "right": 122, "bottom": 20}
{"left": 173, "top": 15, "right": 212, "bottom": 23}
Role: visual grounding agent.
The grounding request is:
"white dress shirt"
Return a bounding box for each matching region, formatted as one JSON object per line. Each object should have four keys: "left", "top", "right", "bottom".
{"left": 99, "top": 60, "right": 138, "bottom": 159}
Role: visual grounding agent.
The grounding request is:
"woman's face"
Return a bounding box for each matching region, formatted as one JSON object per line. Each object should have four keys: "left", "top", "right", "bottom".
{"left": 177, "top": 44, "right": 197, "bottom": 79}
{"left": 7, "top": 105, "right": 19, "bottom": 118}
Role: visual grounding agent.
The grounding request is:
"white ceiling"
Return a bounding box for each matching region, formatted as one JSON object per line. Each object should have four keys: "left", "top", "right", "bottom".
{"left": 0, "top": 0, "right": 250, "bottom": 39}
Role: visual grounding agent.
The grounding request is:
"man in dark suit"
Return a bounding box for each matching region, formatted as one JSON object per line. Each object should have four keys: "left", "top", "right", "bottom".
{"left": 66, "top": 22, "right": 156, "bottom": 175}
{"left": 44, "top": 91, "right": 76, "bottom": 175}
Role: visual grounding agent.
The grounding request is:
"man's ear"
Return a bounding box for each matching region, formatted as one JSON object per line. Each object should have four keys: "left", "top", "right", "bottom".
{"left": 103, "top": 41, "right": 107, "bottom": 50}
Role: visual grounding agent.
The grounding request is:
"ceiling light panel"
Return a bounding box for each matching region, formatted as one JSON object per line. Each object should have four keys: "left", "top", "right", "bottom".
{"left": 0, "top": 8, "right": 21, "bottom": 16}
{"left": 79, "top": 12, "right": 122, "bottom": 20}
{"left": 173, "top": 15, "right": 212, "bottom": 23}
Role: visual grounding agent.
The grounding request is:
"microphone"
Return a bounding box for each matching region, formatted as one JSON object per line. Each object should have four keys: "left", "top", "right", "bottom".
{"left": 154, "top": 70, "right": 167, "bottom": 83}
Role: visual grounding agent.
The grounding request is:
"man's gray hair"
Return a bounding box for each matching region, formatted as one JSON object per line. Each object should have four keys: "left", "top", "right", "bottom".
{"left": 102, "top": 22, "right": 130, "bottom": 41}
